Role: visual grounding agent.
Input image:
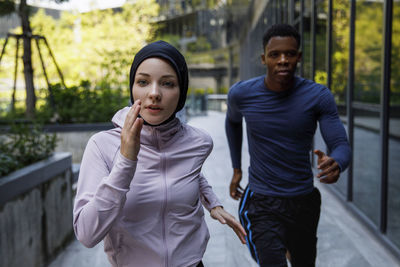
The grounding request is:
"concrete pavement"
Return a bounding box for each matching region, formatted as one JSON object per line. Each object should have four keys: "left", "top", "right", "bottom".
{"left": 49, "top": 111, "right": 400, "bottom": 267}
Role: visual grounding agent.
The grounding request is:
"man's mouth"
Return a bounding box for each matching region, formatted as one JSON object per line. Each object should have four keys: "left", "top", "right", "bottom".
{"left": 277, "top": 69, "right": 290, "bottom": 75}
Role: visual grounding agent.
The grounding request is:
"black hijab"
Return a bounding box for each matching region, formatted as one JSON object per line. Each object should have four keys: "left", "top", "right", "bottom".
{"left": 129, "top": 40, "right": 188, "bottom": 114}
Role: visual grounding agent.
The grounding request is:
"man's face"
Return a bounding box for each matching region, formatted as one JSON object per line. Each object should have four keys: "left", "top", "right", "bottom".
{"left": 261, "top": 36, "right": 301, "bottom": 86}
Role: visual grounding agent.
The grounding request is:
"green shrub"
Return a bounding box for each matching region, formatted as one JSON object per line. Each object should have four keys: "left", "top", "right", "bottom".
{"left": 0, "top": 124, "right": 57, "bottom": 177}
{"left": 36, "top": 81, "right": 130, "bottom": 123}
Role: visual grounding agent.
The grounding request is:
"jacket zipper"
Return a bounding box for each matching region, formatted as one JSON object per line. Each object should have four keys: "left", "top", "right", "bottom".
{"left": 155, "top": 130, "right": 169, "bottom": 267}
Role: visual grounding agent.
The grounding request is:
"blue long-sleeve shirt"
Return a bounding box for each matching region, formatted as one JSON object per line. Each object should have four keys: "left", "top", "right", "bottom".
{"left": 225, "top": 75, "right": 351, "bottom": 197}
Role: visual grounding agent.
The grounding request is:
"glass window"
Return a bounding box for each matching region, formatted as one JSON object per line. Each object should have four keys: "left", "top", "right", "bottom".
{"left": 315, "top": 0, "right": 327, "bottom": 84}
{"left": 387, "top": 0, "right": 400, "bottom": 250}
{"left": 352, "top": 0, "right": 384, "bottom": 227}
{"left": 353, "top": 108, "right": 381, "bottom": 226}
{"left": 301, "top": 0, "right": 312, "bottom": 79}
{"left": 331, "top": 0, "right": 350, "bottom": 196}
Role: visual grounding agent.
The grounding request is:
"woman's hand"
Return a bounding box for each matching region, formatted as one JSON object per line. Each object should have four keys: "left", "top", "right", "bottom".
{"left": 120, "top": 100, "right": 144, "bottom": 161}
{"left": 210, "top": 206, "right": 247, "bottom": 244}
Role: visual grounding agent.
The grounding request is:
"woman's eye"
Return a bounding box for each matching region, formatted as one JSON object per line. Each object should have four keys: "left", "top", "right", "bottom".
{"left": 162, "top": 81, "right": 175, "bottom": 87}
{"left": 137, "top": 80, "right": 148, "bottom": 86}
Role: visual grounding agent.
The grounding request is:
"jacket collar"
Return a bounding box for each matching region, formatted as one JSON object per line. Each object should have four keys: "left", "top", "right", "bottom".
{"left": 112, "top": 107, "right": 183, "bottom": 147}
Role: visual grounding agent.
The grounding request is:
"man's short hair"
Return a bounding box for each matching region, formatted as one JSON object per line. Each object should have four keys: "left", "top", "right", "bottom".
{"left": 262, "top": 24, "right": 301, "bottom": 50}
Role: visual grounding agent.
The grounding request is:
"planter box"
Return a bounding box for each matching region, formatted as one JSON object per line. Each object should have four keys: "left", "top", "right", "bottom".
{"left": 0, "top": 152, "right": 73, "bottom": 267}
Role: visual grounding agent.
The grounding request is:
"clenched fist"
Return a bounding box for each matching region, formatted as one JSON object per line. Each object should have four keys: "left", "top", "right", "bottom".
{"left": 120, "top": 100, "right": 144, "bottom": 161}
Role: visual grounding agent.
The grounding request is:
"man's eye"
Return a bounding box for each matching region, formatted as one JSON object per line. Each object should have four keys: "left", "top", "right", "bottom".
{"left": 269, "top": 52, "right": 279, "bottom": 58}
{"left": 287, "top": 51, "right": 297, "bottom": 56}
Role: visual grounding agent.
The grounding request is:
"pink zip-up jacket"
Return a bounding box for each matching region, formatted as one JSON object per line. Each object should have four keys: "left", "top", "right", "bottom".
{"left": 73, "top": 107, "right": 222, "bottom": 267}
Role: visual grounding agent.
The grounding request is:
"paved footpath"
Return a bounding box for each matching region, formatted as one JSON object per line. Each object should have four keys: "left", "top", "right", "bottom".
{"left": 49, "top": 111, "right": 400, "bottom": 267}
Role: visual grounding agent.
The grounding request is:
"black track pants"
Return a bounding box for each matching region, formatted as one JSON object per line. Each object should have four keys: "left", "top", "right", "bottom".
{"left": 238, "top": 186, "right": 321, "bottom": 267}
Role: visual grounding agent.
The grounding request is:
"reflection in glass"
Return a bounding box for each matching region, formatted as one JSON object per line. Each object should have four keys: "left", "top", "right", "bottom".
{"left": 387, "top": 0, "right": 400, "bottom": 251}
{"left": 301, "top": 0, "right": 312, "bottom": 80}
{"left": 331, "top": 0, "right": 349, "bottom": 104}
{"left": 351, "top": 0, "right": 383, "bottom": 228}
{"left": 388, "top": 137, "right": 400, "bottom": 248}
{"left": 330, "top": 0, "right": 350, "bottom": 195}
{"left": 354, "top": 0, "right": 383, "bottom": 104}
{"left": 353, "top": 110, "right": 381, "bottom": 227}
{"left": 315, "top": 0, "right": 327, "bottom": 85}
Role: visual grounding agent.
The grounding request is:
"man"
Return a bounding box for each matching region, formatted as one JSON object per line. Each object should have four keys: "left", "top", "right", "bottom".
{"left": 225, "top": 24, "right": 351, "bottom": 267}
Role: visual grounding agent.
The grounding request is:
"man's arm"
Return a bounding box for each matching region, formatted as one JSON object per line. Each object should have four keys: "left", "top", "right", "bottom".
{"left": 316, "top": 89, "right": 352, "bottom": 183}
{"left": 225, "top": 88, "right": 244, "bottom": 199}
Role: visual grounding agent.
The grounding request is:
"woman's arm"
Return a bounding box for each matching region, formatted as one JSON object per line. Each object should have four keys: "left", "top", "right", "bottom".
{"left": 73, "top": 139, "right": 137, "bottom": 248}
{"left": 74, "top": 101, "right": 143, "bottom": 248}
{"left": 198, "top": 172, "right": 222, "bottom": 211}
{"left": 199, "top": 172, "right": 247, "bottom": 244}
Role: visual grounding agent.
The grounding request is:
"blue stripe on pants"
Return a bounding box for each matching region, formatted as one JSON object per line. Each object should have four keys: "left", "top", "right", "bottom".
{"left": 239, "top": 187, "right": 259, "bottom": 265}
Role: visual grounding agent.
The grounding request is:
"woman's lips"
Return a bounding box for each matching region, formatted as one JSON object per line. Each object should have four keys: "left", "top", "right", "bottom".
{"left": 146, "top": 106, "right": 162, "bottom": 114}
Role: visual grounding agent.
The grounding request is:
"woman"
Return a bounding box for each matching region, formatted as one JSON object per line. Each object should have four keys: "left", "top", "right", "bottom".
{"left": 73, "top": 40, "right": 246, "bottom": 267}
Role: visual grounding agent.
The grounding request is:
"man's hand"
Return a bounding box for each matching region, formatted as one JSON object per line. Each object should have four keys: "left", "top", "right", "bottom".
{"left": 120, "top": 100, "right": 144, "bottom": 161}
{"left": 210, "top": 206, "right": 247, "bottom": 244}
{"left": 314, "top": 149, "right": 340, "bottom": 184}
{"left": 230, "top": 168, "right": 244, "bottom": 200}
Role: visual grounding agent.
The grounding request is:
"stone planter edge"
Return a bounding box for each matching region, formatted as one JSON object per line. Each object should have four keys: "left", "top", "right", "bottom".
{"left": 0, "top": 152, "right": 72, "bottom": 206}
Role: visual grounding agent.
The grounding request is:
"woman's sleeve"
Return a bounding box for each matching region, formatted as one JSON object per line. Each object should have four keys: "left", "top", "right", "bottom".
{"left": 199, "top": 172, "right": 222, "bottom": 211}
{"left": 73, "top": 136, "right": 137, "bottom": 248}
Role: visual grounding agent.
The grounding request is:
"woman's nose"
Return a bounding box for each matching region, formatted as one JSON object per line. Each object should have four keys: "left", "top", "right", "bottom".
{"left": 149, "top": 83, "right": 161, "bottom": 101}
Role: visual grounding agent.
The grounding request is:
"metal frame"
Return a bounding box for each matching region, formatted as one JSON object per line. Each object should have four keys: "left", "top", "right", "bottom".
{"left": 379, "top": 0, "right": 393, "bottom": 234}
{"left": 311, "top": 0, "right": 316, "bottom": 81}
{"left": 347, "top": 0, "right": 356, "bottom": 202}
{"left": 326, "top": 0, "right": 332, "bottom": 89}
{"left": 299, "top": 0, "right": 305, "bottom": 77}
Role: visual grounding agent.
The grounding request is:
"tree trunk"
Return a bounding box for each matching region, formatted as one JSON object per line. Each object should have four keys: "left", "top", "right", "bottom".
{"left": 18, "top": 0, "right": 36, "bottom": 118}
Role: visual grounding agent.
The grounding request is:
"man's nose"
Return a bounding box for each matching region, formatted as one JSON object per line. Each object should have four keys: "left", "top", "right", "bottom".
{"left": 278, "top": 54, "right": 288, "bottom": 64}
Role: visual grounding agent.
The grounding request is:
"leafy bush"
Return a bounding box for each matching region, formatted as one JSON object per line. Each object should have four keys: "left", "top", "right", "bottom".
{"left": 36, "top": 81, "right": 130, "bottom": 123}
{"left": 187, "top": 36, "right": 212, "bottom": 53}
{"left": 0, "top": 124, "right": 57, "bottom": 177}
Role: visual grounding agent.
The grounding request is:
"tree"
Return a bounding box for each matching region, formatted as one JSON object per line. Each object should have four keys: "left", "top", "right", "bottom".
{"left": 329, "top": 0, "right": 400, "bottom": 104}
{"left": 28, "top": 0, "right": 159, "bottom": 87}
{"left": 0, "top": 0, "right": 67, "bottom": 118}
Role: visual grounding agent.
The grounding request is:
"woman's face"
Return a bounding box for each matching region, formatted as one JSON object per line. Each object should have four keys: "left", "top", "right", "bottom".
{"left": 132, "top": 57, "right": 180, "bottom": 125}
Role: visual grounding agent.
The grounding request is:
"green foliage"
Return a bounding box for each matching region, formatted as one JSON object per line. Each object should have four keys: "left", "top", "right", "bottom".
{"left": 315, "top": 71, "right": 327, "bottom": 86}
{"left": 187, "top": 36, "right": 212, "bottom": 52}
{"left": 150, "top": 33, "right": 181, "bottom": 49}
{"left": 330, "top": 0, "right": 350, "bottom": 102}
{"left": 0, "top": 124, "right": 57, "bottom": 177}
{"left": 0, "top": 0, "right": 160, "bottom": 88}
{"left": 219, "top": 86, "right": 229, "bottom": 94}
{"left": 329, "top": 0, "right": 400, "bottom": 104}
{"left": 0, "top": 0, "right": 159, "bottom": 121}
{"left": 35, "top": 82, "right": 129, "bottom": 123}
{"left": 0, "top": 0, "right": 15, "bottom": 16}
{"left": 188, "top": 87, "right": 214, "bottom": 95}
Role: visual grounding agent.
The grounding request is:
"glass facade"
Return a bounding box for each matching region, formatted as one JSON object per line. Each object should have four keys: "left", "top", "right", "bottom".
{"left": 353, "top": 0, "right": 383, "bottom": 227}
{"left": 387, "top": 0, "right": 400, "bottom": 250}
{"left": 331, "top": 0, "right": 350, "bottom": 195}
{"left": 239, "top": 0, "right": 400, "bottom": 259}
